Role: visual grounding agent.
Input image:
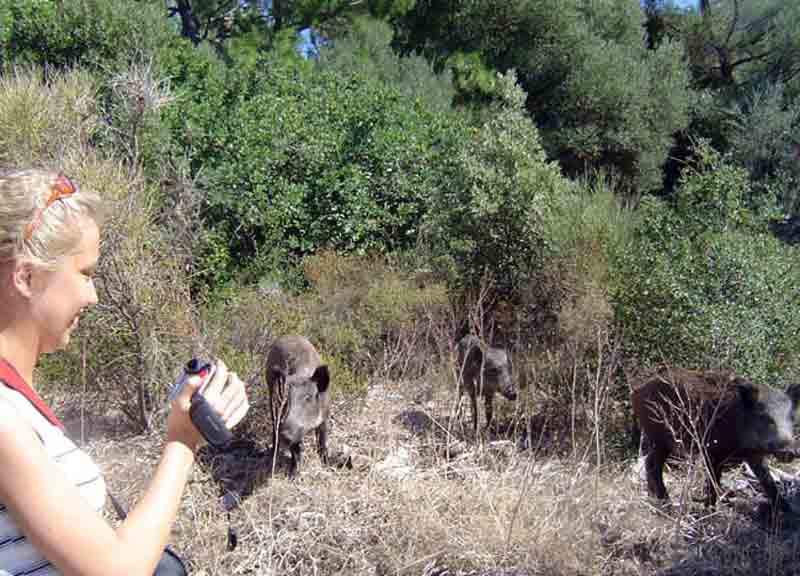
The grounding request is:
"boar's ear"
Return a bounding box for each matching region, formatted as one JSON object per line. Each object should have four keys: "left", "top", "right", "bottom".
{"left": 269, "top": 367, "right": 287, "bottom": 388}
{"left": 311, "top": 365, "right": 330, "bottom": 393}
{"left": 736, "top": 381, "right": 759, "bottom": 410}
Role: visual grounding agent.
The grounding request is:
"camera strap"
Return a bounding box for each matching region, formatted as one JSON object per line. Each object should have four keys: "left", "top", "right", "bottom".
{"left": 108, "top": 490, "right": 130, "bottom": 521}
{"left": 0, "top": 358, "right": 64, "bottom": 429}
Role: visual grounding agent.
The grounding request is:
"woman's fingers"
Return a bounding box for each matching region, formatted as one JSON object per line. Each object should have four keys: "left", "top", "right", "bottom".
{"left": 200, "top": 365, "right": 249, "bottom": 429}
{"left": 220, "top": 372, "right": 249, "bottom": 428}
{"left": 201, "top": 359, "right": 229, "bottom": 399}
{"left": 225, "top": 395, "right": 250, "bottom": 429}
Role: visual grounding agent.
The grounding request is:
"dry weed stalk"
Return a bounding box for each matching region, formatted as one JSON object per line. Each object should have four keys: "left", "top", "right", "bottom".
{"left": 106, "top": 53, "right": 175, "bottom": 175}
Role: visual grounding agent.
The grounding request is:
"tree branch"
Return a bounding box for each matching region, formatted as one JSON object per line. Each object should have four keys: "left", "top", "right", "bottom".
{"left": 728, "top": 50, "right": 775, "bottom": 69}
{"left": 724, "top": 0, "right": 739, "bottom": 46}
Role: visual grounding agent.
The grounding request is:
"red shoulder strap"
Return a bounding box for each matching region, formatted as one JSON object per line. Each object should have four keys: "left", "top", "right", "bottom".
{"left": 0, "top": 358, "right": 64, "bottom": 430}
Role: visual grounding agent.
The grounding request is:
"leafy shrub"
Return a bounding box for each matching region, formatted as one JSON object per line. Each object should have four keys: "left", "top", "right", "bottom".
{"left": 302, "top": 250, "right": 450, "bottom": 387}
{"left": 318, "top": 16, "right": 456, "bottom": 115}
{"left": 196, "top": 281, "right": 309, "bottom": 410}
{"left": 421, "top": 71, "right": 570, "bottom": 306}
{"left": 158, "top": 38, "right": 464, "bottom": 292}
{"left": 543, "top": 174, "right": 635, "bottom": 351}
{"left": 0, "top": 0, "right": 175, "bottom": 72}
{"left": 0, "top": 67, "right": 100, "bottom": 165}
{"left": 196, "top": 250, "right": 451, "bottom": 400}
{"left": 493, "top": 176, "right": 636, "bottom": 458}
{"left": 393, "top": 0, "right": 692, "bottom": 192}
{"left": 727, "top": 82, "right": 800, "bottom": 217}
{"left": 611, "top": 142, "right": 800, "bottom": 383}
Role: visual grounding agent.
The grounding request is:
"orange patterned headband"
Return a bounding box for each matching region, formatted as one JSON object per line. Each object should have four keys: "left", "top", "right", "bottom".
{"left": 23, "top": 173, "right": 77, "bottom": 241}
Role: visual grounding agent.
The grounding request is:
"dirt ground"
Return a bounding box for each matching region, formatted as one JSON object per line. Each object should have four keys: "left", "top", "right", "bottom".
{"left": 66, "top": 376, "right": 800, "bottom": 576}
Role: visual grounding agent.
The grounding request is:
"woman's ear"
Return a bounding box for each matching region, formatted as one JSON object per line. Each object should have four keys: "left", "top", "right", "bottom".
{"left": 11, "top": 260, "right": 35, "bottom": 299}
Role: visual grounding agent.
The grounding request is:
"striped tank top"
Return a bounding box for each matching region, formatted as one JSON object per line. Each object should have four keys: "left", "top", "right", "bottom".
{"left": 0, "top": 383, "right": 106, "bottom": 576}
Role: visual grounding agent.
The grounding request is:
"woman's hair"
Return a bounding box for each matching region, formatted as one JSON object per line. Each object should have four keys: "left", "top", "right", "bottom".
{"left": 0, "top": 169, "right": 103, "bottom": 269}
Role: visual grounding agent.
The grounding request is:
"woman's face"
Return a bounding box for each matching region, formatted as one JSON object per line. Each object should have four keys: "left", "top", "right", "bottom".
{"left": 28, "top": 218, "right": 100, "bottom": 353}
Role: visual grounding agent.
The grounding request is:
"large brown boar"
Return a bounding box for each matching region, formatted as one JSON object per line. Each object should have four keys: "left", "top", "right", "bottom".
{"left": 456, "top": 335, "right": 518, "bottom": 434}
{"left": 631, "top": 365, "right": 800, "bottom": 508}
{"left": 265, "top": 335, "right": 331, "bottom": 477}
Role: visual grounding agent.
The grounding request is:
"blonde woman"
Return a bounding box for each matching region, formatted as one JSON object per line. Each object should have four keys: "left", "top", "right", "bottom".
{"left": 0, "top": 169, "right": 249, "bottom": 575}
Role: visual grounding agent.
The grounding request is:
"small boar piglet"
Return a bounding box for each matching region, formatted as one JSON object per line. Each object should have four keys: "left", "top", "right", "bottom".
{"left": 266, "top": 335, "right": 331, "bottom": 477}
{"left": 456, "top": 334, "right": 518, "bottom": 434}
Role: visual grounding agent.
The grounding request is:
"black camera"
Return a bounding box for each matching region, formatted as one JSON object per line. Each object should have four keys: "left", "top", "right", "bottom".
{"left": 169, "top": 359, "right": 233, "bottom": 450}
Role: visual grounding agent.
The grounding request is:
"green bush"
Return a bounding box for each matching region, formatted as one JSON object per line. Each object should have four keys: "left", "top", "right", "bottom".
{"left": 159, "top": 40, "right": 465, "bottom": 292}
{"left": 421, "top": 71, "right": 570, "bottom": 304}
{"left": 393, "top": 0, "right": 692, "bottom": 193}
{"left": 197, "top": 282, "right": 309, "bottom": 406}
{"left": 543, "top": 173, "right": 635, "bottom": 351}
{"left": 196, "top": 251, "right": 451, "bottom": 398}
{"left": 611, "top": 142, "right": 800, "bottom": 383}
{"left": 727, "top": 82, "right": 800, "bottom": 217}
{"left": 0, "top": 67, "right": 100, "bottom": 165}
{"left": 302, "top": 250, "right": 450, "bottom": 386}
{"left": 0, "top": 0, "right": 175, "bottom": 71}
{"left": 318, "top": 16, "right": 456, "bottom": 115}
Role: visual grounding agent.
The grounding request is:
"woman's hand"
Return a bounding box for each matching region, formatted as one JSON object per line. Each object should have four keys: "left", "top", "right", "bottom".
{"left": 166, "top": 359, "right": 250, "bottom": 450}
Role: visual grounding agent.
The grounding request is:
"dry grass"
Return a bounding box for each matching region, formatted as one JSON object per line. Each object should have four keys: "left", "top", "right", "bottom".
{"left": 73, "top": 374, "right": 800, "bottom": 576}
{"left": 0, "top": 66, "right": 100, "bottom": 167}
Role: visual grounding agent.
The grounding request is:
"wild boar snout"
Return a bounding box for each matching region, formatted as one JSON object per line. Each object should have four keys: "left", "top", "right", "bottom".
{"left": 501, "top": 382, "right": 518, "bottom": 401}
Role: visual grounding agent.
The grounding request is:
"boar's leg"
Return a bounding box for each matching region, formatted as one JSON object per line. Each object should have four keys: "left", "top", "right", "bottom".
{"left": 288, "top": 442, "right": 303, "bottom": 478}
{"left": 316, "top": 420, "right": 329, "bottom": 465}
{"left": 470, "top": 390, "right": 480, "bottom": 435}
{"left": 645, "top": 447, "right": 670, "bottom": 501}
{"left": 747, "top": 456, "right": 783, "bottom": 508}
{"left": 484, "top": 394, "right": 495, "bottom": 432}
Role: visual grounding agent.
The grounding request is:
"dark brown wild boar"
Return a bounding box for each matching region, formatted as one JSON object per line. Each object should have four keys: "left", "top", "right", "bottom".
{"left": 456, "top": 335, "right": 517, "bottom": 434}
{"left": 265, "top": 335, "right": 331, "bottom": 477}
{"left": 631, "top": 365, "right": 800, "bottom": 508}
